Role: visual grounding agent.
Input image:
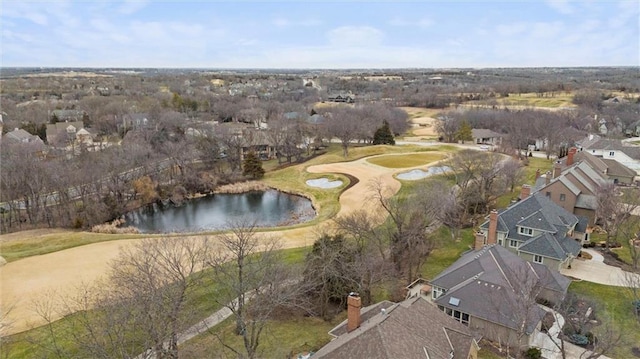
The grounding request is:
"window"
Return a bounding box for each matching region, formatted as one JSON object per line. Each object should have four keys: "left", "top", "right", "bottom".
{"left": 519, "top": 227, "right": 533, "bottom": 236}
{"left": 461, "top": 313, "right": 470, "bottom": 325}
{"left": 498, "top": 238, "right": 503, "bottom": 246}
{"left": 559, "top": 194, "right": 566, "bottom": 202}
{"left": 432, "top": 287, "right": 445, "bottom": 299}
{"left": 545, "top": 191, "right": 551, "bottom": 197}
{"left": 534, "top": 255, "right": 543, "bottom": 264}
{"left": 509, "top": 240, "right": 519, "bottom": 248}
{"left": 609, "top": 151, "right": 615, "bottom": 156}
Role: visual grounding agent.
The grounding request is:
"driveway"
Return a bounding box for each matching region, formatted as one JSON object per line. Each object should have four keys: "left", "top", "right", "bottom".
{"left": 531, "top": 306, "right": 611, "bottom": 359}
{"left": 560, "top": 249, "right": 640, "bottom": 287}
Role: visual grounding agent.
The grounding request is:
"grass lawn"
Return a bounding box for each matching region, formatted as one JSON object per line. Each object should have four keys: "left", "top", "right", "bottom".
{"left": 495, "top": 156, "right": 553, "bottom": 209}
{"left": 180, "top": 315, "right": 340, "bottom": 358}
{"left": 366, "top": 152, "right": 446, "bottom": 168}
{"left": 0, "top": 230, "right": 149, "bottom": 263}
{"left": 569, "top": 281, "right": 640, "bottom": 358}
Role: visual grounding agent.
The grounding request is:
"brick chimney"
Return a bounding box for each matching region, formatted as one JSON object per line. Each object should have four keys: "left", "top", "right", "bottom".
{"left": 545, "top": 171, "right": 552, "bottom": 185}
{"left": 487, "top": 210, "right": 498, "bottom": 245}
{"left": 553, "top": 161, "right": 562, "bottom": 179}
{"left": 567, "top": 147, "right": 577, "bottom": 166}
{"left": 474, "top": 232, "right": 486, "bottom": 250}
{"left": 520, "top": 184, "right": 531, "bottom": 200}
{"left": 347, "top": 293, "right": 361, "bottom": 332}
{"left": 535, "top": 169, "right": 541, "bottom": 180}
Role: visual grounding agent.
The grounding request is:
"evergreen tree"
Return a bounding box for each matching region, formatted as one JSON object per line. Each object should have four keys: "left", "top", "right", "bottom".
{"left": 455, "top": 120, "right": 473, "bottom": 144}
{"left": 373, "top": 120, "right": 395, "bottom": 145}
{"left": 242, "top": 151, "right": 265, "bottom": 179}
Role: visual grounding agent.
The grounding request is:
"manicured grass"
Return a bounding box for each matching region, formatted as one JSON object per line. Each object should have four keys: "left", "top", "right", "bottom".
{"left": 180, "top": 316, "right": 339, "bottom": 358}
{"left": 497, "top": 92, "right": 576, "bottom": 108}
{"left": 366, "top": 152, "right": 446, "bottom": 168}
{"left": 495, "top": 156, "right": 553, "bottom": 209}
{"left": 421, "top": 227, "right": 475, "bottom": 280}
{"left": 0, "top": 230, "right": 149, "bottom": 262}
{"left": 569, "top": 281, "right": 640, "bottom": 358}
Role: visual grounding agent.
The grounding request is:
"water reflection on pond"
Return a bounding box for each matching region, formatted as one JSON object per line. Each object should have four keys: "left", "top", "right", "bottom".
{"left": 124, "top": 190, "right": 315, "bottom": 233}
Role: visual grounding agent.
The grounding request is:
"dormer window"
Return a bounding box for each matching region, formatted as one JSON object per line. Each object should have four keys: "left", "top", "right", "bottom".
{"left": 518, "top": 227, "right": 533, "bottom": 236}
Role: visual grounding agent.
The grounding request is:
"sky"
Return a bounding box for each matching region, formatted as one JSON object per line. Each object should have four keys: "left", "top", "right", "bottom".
{"left": 1, "top": 0, "right": 639, "bottom": 69}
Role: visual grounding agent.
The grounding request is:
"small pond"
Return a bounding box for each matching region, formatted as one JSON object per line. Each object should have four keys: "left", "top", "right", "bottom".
{"left": 123, "top": 190, "right": 315, "bottom": 233}
{"left": 396, "top": 166, "right": 451, "bottom": 180}
{"left": 306, "top": 178, "right": 343, "bottom": 189}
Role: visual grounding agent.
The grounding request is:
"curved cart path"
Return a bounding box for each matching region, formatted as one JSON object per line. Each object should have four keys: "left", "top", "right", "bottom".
{"left": 1, "top": 153, "right": 440, "bottom": 335}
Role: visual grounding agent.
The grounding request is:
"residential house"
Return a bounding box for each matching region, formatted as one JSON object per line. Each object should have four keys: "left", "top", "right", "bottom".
{"left": 2, "top": 128, "right": 47, "bottom": 156}
{"left": 51, "top": 109, "right": 86, "bottom": 123}
{"left": 120, "top": 113, "right": 149, "bottom": 131}
{"left": 532, "top": 149, "right": 609, "bottom": 225}
{"left": 471, "top": 129, "right": 503, "bottom": 146}
{"left": 314, "top": 293, "right": 478, "bottom": 359}
{"left": 46, "top": 121, "right": 85, "bottom": 146}
{"left": 327, "top": 93, "right": 355, "bottom": 103}
{"left": 240, "top": 128, "right": 276, "bottom": 160}
{"left": 430, "top": 245, "right": 570, "bottom": 348}
{"left": 477, "top": 190, "right": 584, "bottom": 271}
{"left": 573, "top": 150, "right": 636, "bottom": 185}
{"left": 3, "top": 128, "right": 45, "bottom": 146}
{"left": 577, "top": 134, "right": 640, "bottom": 175}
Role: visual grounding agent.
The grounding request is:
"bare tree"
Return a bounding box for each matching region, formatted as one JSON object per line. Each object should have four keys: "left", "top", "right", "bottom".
{"left": 594, "top": 183, "right": 639, "bottom": 248}
{"left": 207, "top": 220, "right": 302, "bottom": 359}
{"left": 28, "top": 237, "right": 209, "bottom": 359}
{"left": 368, "top": 178, "right": 436, "bottom": 284}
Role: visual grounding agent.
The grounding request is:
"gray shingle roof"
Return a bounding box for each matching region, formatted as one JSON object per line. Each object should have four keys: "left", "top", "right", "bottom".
{"left": 315, "top": 298, "right": 474, "bottom": 359}
{"left": 431, "top": 246, "right": 564, "bottom": 334}
{"left": 478, "top": 192, "right": 580, "bottom": 260}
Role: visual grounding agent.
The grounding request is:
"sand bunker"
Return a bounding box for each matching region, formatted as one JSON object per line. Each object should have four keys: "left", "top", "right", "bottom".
{"left": 306, "top": 178, "right": 343, "bottom": 189}
{"left": 396, "top": 166, "right": 451, "bottom": 180}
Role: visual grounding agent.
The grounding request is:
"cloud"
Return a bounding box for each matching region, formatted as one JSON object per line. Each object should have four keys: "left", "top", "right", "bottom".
{"left": 118, "top": 0, "right": 150, "bottom": 15}
{"left": 388, "top": 17, "right": 433, "bottom": 29}
{"left": 545, "top": 0, "right": 574, "bottom": 15}
{"left": 272, "top": 17, "right": 322, "bottom": 28}
{"left": 327, "top": 26, "right": 384, "bottom": 47}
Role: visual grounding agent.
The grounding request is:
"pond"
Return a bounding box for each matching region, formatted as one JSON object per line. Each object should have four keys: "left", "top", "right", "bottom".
{"left": 123, "top": 190, "right": 315, "bottom": 233}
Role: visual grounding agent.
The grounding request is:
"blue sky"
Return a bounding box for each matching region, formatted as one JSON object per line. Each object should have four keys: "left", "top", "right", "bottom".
{"left": 1, "top": 0, "right": 638, "bottom": 68}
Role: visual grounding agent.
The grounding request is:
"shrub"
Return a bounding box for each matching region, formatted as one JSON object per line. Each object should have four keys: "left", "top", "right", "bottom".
{"left": 524, "top": 347, "right": 542, "bottom": 359}
{"left": 569, "top": 334, "right": 589, "bottom": 346}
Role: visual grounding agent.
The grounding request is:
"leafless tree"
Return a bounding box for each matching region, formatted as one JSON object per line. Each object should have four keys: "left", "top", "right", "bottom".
{"left": 594, "top": 183, "right": 639, "bottom": 248}
{"left": 368, "top": 178, "right": 437, "bottom": 284}
{"left": 28, "top": 237, "right": 209, "bottom": 359}
{"left": 207, "top": 220, "right": 303, "bottom": 359}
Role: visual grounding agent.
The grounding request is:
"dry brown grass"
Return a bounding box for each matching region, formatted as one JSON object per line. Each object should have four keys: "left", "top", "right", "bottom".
{"left": 90, "top": 219, "right": 140, "bottom": 234}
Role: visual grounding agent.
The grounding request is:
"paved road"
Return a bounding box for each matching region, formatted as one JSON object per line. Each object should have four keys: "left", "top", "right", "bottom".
{"left": 560, "top": 249, "right": 640, "bottom": 287}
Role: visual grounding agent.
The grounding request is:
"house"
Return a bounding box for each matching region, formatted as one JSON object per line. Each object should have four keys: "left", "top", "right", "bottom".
{"left": 430, "top": 245, "right": 570, "bottom": 349}
{"left": 120, "top": 113, "right": 149, "bottom": 131}
{"left": 46, "top": 121, "right": 85, "bottom": 146}
{"left": 577, "top": 134, "right": 640, "bottom": 175}
{"left": 477, "top": 190, "right": 584, "bottom": 271}
{"left": 573, "top": 150, "right": 636, "bottom": 185}
{"left": 240, "top": 128, "right": 276, "bottom": 160}
{"left": 313, "top": 293, "right": 478, "bottom": 359}
{"left": 51, "top": 109, "right": 86, "bottom": 122}
{"left": 327, "top": 93, "right": 355, "bottom": 103}
{"left": 471, "top": 129, "right": 503, "bottom": 146}
{"left": 3, "top": 128, "right": 45, "bottom": 146}
{"left": 2, "top": 128, "right": 47, "bottom": 157}
{"left": 532, "top": 149, "right": 609, "bottom": 225}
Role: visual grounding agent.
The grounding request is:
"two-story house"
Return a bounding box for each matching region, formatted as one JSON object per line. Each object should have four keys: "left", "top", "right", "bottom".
{"left": 476, "top": 190, "right": 584, "bottom": 271}
{"left": 577, "top": 134, "right": 640, "bottom": 175}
